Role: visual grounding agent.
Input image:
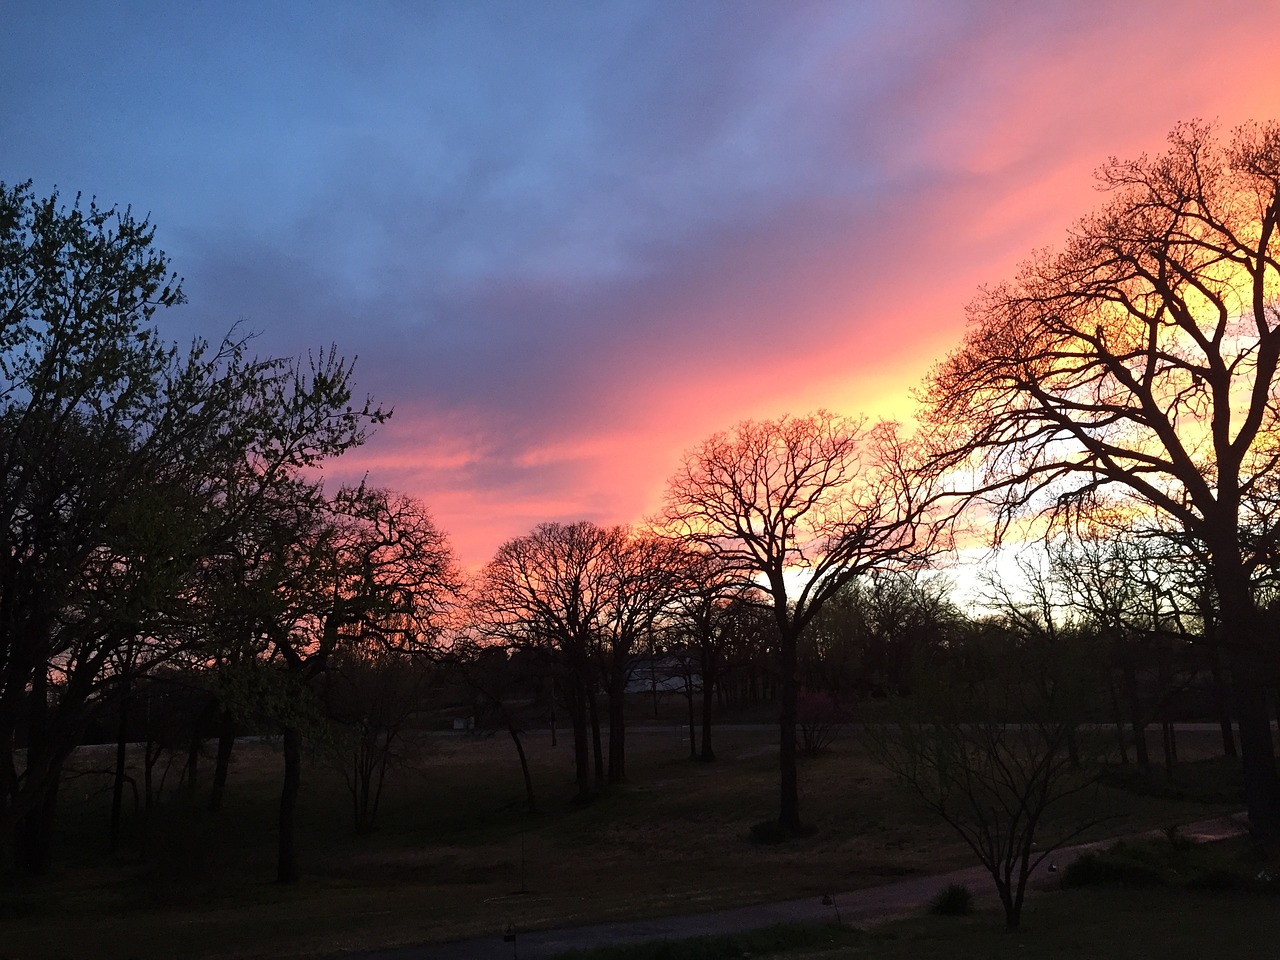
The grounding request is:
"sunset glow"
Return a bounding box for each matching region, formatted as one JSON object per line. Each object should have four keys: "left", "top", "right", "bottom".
{"left": 6, "top": 1, "right": 1280, "bottom": 570}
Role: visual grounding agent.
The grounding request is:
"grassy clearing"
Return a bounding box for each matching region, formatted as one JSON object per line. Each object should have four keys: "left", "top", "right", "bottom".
{"left": 0, "top": 723, "right": 1246, "bottom": 959}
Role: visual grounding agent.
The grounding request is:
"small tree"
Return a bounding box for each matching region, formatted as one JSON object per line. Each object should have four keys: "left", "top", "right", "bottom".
{"left": 796, "top": 688, "right": 849, "bottom": 757}
{"left": 867, "top": 625, "right": 1106, "bottom": 930}
{"left": 322, "top": 648, "right": 436, "bottom": 833}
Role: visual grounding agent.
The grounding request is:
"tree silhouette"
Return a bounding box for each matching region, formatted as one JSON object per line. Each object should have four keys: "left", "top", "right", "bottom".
{"left": 0, "top": 182, "right": 385, "bottom": 871}
{"left": 922, "top": 120, "right": 1280, "bottom": 843}
{"left": 663, "top": 411, "right": 935, "bottom": 833}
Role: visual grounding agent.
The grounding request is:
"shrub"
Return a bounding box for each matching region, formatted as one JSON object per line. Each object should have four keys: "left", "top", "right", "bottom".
{"left": 797, "top": 690, "right": 851, "bottom": 757}
{"left": 928, "top": 883, "right": 974, "bottom": 915}
{"left": 1059, "top": 847, "right": 1168, "bottom": 889}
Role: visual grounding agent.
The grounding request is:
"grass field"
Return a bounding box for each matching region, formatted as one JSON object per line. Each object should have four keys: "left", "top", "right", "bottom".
{"left": 0, "top": 719, "right": 1249, "bottom": 959}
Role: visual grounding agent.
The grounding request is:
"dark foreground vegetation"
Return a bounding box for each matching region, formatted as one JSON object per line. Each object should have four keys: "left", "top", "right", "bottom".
{"left": 553, "top": 883, "right": 1280, "bottom": 960}
{"left": 556, "top": 835, "right": 1280, "bottom": 960}
{"left": 0, "top": 724, "right": 1245, "bottom": 958}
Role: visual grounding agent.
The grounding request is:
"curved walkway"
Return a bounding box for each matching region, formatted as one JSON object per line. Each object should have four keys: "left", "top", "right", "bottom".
{"left": 348, "top": 813, "right": 1247, "bottom": 960}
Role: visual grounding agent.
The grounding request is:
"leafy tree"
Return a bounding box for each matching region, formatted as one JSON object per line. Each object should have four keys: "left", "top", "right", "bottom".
{"left": 663, "top": 412, "right": 936, "bottom": 833}
{"left": 800, "top": 571, "right": 957, "bottom": 699}
{"left": 921, "top": 121, "right": 1280, "bottom": 842}
{"left": 0, "top": 181, "right": 385, "bottom": 871}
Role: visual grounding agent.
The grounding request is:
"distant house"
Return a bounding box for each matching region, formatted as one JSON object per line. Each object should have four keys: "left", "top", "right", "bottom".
{"left": 624, "top": 655, "right": 700, "bottom": 694}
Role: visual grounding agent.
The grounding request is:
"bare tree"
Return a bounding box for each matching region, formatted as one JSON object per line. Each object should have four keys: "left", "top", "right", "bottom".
{"left": 267, "top": 486, "right": 456, "bottom": 881}
{"left": 663, "top": 412, "right": 935, "bottom": 834}
{"left": 321, "top": 647, "right": 437, "bottom": 833}
{"left": 478, "top": 523, "right": 679, "bottom": 792}
{"left": 921, "top": 120, "right": 1280, "bottom": 843}
{"left": 868, "top": 619, "right": 1107, "bottom": 930}
{"left": 591, "top": 533, "right": 686, "bottom": 783}
{"left": 666, "top": 548, "right": 757, "bottom": 761}
{"left": 478, "top": 522, "right": 614, "bottom": 802}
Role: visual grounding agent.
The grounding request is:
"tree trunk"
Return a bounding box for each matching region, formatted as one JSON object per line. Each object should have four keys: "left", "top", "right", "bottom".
{"left": 185, "top": 733, "right": 201, "bottom": 792}
{"left": 277, "top": 725, "right": 302, "bottom": 883}
{"left": 778, "top": 626, "right": 801, "bottom": 833}
{"left": 356, "top": 741, "right": 373, "bottom": 833}
{"left": 1232, "top": 653, "right": 1279, "bottom": 847}
{"left": 1217, "top": 572, "right": 1280, "bottom": 848}
{"left": 566, "top": 680, "right": 590, "bottom": 802}
{"left": 1121, "top": 660, "right": 1150, "bottom": 773}
{"left": 505, "top": 720, "right": 537, "bottom": 814}
{"left": 587, "top": 688, "right": 605, "bottom": 786}
{"left": 14, "top": 665, "right": 57, "bottom": 875}
{"left": 1210, "top": 644, "right": 1237, "bottom": 758}
{"left": 1107, "top": 679, "right": 1129, "bottom": 765}
{"left": 13, "top": 780, "right": 58, "bottom": 875}
{"left": 700, "top": 649, "right": 716, "bottom": 762}
{"left": 1161, "top": 720, "right": 1177, "bottom": 778}
{"left": 607, "top": 682, "right": 626, "bottom": 784}
{"left": 109, "top": 686, "right": 130, "bottom": 854}
{"left": 209, "top": 711, "right": 236, "bottom": 813}
{"left": 685, "top": 672, "right": 697, "bottom": 760}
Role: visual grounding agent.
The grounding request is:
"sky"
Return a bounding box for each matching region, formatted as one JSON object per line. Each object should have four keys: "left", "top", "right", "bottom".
{"left": 4, "top": 0, "right": 1280, "bottom": 571}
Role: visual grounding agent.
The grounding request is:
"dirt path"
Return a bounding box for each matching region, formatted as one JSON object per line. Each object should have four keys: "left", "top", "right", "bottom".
{"left": 346, "top": 813, "right": 1247, "bottom": 960}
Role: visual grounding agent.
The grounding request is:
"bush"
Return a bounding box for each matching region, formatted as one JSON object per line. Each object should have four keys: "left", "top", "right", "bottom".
{"left": 797, "top": 690, "right": 851, "bottom": 757}
{"left": 928, "top": 883, "right": 974, "bottom": 915}
{"left": 1059, "top": 846, "right": 1169, "bottom": 889}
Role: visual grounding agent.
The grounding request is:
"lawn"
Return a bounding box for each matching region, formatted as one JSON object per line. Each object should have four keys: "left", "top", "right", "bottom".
{"left": 0, "top": 720, "right": 1246, "bottom": 959}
